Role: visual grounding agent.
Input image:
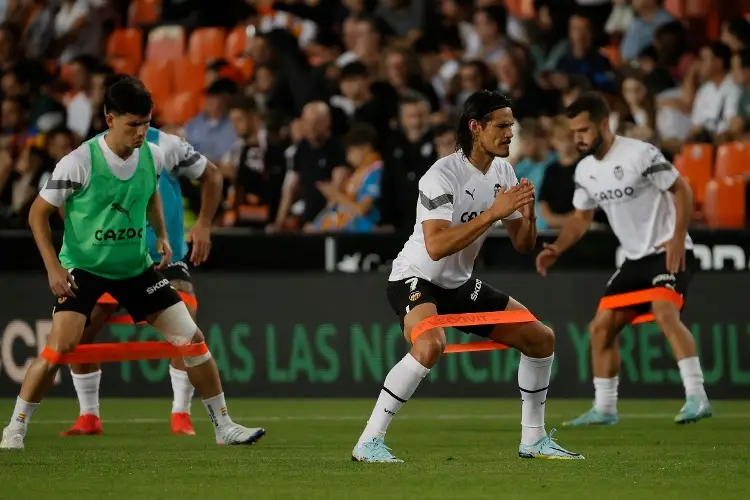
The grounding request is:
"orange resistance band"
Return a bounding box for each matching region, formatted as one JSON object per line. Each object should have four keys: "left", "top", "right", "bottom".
{"left": 99, "top": 292, "right": 198, "bottom": 325}
{"left": 41, "top": 341, "right": 208, "bottom": 364}
{"left": 410, "top": 287, "right": 685, "bottom": 354}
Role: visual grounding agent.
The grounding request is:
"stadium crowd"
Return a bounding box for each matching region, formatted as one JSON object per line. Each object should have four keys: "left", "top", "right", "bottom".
{"left": 0, "top": 0, "right": 747, "bottom": 232}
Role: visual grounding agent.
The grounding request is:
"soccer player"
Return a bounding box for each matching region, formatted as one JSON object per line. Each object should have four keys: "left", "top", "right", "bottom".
{"left": 60, "top": 119, "right": 223, "bottom": 437}
{"left": 1, "top": 76, "right": 264, "bottom": 450}
{"left": 352, "top": 90, "right": 583, "bottom": 463}
{"left": 535, "top": 92, "right": 712, "bottom": 426}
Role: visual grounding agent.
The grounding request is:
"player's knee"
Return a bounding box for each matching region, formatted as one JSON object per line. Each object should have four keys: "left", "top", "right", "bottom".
{"left": 523, "top": 323, "right": 555, "bottom": 357}
{"left": 589, "top": 320, "right": 616, "bottom": 348}
{"left": 412, "top": 329, "right": 446, "bottom": 364}
{"left": 47, "top": 338, "right": 78, "bottom": 355}
{"left": 152, "top": 302, "right": 199, "bottom": 346}
{"left": 652, "top": 302, "right": 680, "bottom": 331}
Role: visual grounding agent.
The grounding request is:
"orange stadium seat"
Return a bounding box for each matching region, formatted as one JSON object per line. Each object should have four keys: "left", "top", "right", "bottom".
{"left": 704, "top": 177, "right": 746, "bottom": 228}
{"left": 505, "top": 0, "right": 534, "bottom": 19}
{"left": 172, "top": 58, "right": 206, "bottom": 94}
{"left": 225, "top": 26, "right": 247, "bottom": 60}
{"left": 600, "top": 45, "right": 621, "bottom": 67}
{"left": 139, "top": 60, "right": 172, "bottom": 112}
{"left": 129, "top": 0, "right": 161, "bottom": 26}
{"left": 677, "top": 143, "right": 714, "bottom": 205}
{"left": 106, "top": 28, "right": 143, "bottom": 71}
{"left": 161, "top": 92, "right": 201, "bottom": 126}
{"left": 715, "top": 142, "right": 750, "bottom": 179}
{"left": 232, "top": 57, "right": 255, "bottom": 80}
{"left": 108, "top": 57, "right": 140, "bottom": 76}
{"left": 146, "top": 26, "right": 185, "bottom": 61}
{"left": 187, "top": 27, "right": 227, "bottom": 64}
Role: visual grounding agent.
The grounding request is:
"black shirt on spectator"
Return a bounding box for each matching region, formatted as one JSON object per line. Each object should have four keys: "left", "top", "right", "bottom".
{"left": 293, "top": 137, "right": 347, "bottom": 224}
{"left": 234, "top": 141, "right": 286, "bottom": 229}
{"left": 556, "top": 51, "right": 617, "bottom": 93}
{"left": 539, "top": 159, "right": 577, "bottom": 215}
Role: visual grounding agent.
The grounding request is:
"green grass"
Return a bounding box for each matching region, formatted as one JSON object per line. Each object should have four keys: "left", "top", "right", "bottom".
{"left": 0, "top": 398, "right": 748, "bottom": 499}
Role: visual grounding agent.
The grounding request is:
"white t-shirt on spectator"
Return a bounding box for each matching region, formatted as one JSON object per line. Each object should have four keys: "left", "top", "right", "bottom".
{"left": 573, "top": 136, "right": 692, "bottom": 261}
{"left": 54, "top": 0, "right": 103, "bottom": 64}
{"left": 66, "top": 92, "right": 92, "bottom": 140}
{"left": 691, "top": 74, "right": 742, "bottom": 134}
{"left": 389, "top": 151, "right": 522, "bottom": 289}
{"left": 40, "top": 136, "right": 166, "bottom": 207}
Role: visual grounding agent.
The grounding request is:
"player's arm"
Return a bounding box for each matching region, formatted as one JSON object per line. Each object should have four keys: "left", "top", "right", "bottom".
{"left": 147, "top": 189, "right": 172, "bottom": 269}
{"left": 502, "top": 178, "right": 537, "bottom": 254}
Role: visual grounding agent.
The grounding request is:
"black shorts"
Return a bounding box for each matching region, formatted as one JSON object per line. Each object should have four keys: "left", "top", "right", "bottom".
{"left": 55, "top": 266, "right": 182, "bottom": 323}
{"left": 603, "top": 250, "right": 697, "bottom": 314}
{"left": 386, "top": 276, "right": 510, "bottom": 338}
{"left": 161, "top": 259, "right": 192, "bottom": 283}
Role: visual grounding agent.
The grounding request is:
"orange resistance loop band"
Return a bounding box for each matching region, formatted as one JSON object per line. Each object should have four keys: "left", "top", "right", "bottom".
{"left": 410, "top": 287, "right": 684, "bottom": 354}
{"left": 41, "top": 341, "right": 208, "bottom": 364}
{"left": 99, "top": 292, "right": 198, "bottom": 325}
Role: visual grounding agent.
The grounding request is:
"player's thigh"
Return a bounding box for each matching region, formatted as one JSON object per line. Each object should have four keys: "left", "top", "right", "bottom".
{"left": 601, "top": 258, "right": 652, "bottom": 315}
{"left": 441, "top": 277, "right": 511, "bottom": 338}
{"left": 113, "top": 266, "right": 183, "bottom": 324}
{"left": 386, "top": 278, "right": 446, "bottom": 346}
{"left": 80, "top": 302, "right": 120, "bottom": 344}
{"left": 49, "top": 270, "right": 104, "bottom": 352}
{"left": 162, "top": 261, "right": 198, "bottom": 318}
{"left": 589, "top": 307, "right": 637, "bottom": 347}
{"left": 649, "top": 250, "right": 697, "bottom": 323}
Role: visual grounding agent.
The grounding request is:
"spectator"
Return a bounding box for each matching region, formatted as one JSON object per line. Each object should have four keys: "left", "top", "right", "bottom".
{"left": 376, "top": 0, "right": 427, "bottom": 40}
{"left": 184, "top": 78, "right": 238, "bottom": 165}
{"left": 335, "top": 61, "right": 392, "bottom": 138}
{"left": 1, "top": 95, "right": 36, "bottom": 159}
{"left": 36, "top": 126, "right": 75, "bottom": 192}
{"left": 728, "top": 49, "right": 750, "bottom": 141}
{"left": 636, "top": 45, "right": 676, "bottom": 95}
{"left": 380, "top": 91, "right": 436, "bottom": 230}
{"left": 513, "top": 118, "right": 555, "bottom": 216}
{"left": 690, "top": 42, "right": 741, "bottom": 143}
{"left": 353, "top": 14, "right": 386, "bottom": 74}
{"left": 468, "top": 5, "right": 509, "bottom": 66}
{"left": 53, "top": 0, "right": 104, "bottom": 64}
{"left": 64, "top": 55, "right": 98, "bottom": 142}
{"left": 308, "top": 122, "right": 383, "bottom": 232}
{"left": 538, "top": 116, "right": 579, "bottom": 229}
{"left": 432, "top": 122, "right": 455, "bottom": 159}
{"left": 612, "top": 70, "right": 657, "bottom": 143}
{"left": 438, "top": 0, "right": 480, "bottom": 57}
{"left": 720, "top": 18, "right": 750, "bottom": 54}
{"left": 572, "top": 0, "right": 612, "bottom": 47}
{"left": 0, "top": 22, "right": 21, "bottom": 75}
{"left": 454, "top": 60, "right": 492, "bottom": 110}
{"left": 273, "top": 101, "right": 349, "bottom": 231}
{"left": 620, "top": 0, "right": 673, "bottom": 63}
{"left": 528, "top": 0, "right": 574, "bottom": 81}
{"left": 495, "top": 51, "right": 557, "bottom": 121}
{"left": 414, "top": 36, "right": 460, "bottom": 112}
{"left": 560, "top": 74, "right": 592, "bottom": 109}
{"left": 653, "top": 20, "right": 694, "bottom": 82}
{"left": 225, "top": 95, "right": 284, "bottom": 229}
{"left": 85, "top": 63, "right": 114, "bottom": 139}
{"left": 381, "top": 45, "right": 440, "bottom": 112}
{"left": 555, "top": 13, "right": 616, "bottom": 93}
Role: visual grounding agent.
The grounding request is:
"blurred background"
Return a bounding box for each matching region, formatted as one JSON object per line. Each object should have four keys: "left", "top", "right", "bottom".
{"left": 0, "top": 0, "right": 748, "bottom": 400}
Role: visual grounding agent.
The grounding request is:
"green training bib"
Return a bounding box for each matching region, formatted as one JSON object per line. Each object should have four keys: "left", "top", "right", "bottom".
{"left": 59, "top": 136, "right": 157, "bottom": 279}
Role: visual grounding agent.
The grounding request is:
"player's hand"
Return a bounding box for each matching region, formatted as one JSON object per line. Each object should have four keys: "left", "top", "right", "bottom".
{"left": 489, "top": 183, "right": 535, "bottom": 221}
{"left": 518, "top": 178, "right": 536, "bottom": 220}
{"left": 659, "top": 236, "right": 686, "bottom": 274}
{"left": 155, "top": 238, "right": 172, "bottom": 271}
{"left": 48, "top": 264, "right": 77, "bottom": 298}
{"left": 535, "top": 243, "right": 561, "bottom": 277}
{"left": 187, "top": 221, "right": 212, "bottom": 266}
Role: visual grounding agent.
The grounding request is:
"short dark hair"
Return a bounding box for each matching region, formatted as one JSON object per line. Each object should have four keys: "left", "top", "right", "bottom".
{"left": 432, "top": 123, "right": 453, "bottom": 137}
{"left": 400, "top": 90, "right": 429, "bottom": 108}
{"left": 228, "top": 95, "right": 258, "bottom": 114}
{"left": 476, "top": 6, "right": 507, "bottom": 35}
{"left": 726, "top": 17, "right": 750, "bottom": 47}
{"left": 47, "top": 126, "right": 74, "bottom": 141}
{"left": 565, "top": 91, "right": 610, "bottom": 123}
{"left": 344, "top": 122, "right": 379, "bottom": 149}
{"left": 456, "top": 90, "right": 512, "bottom": 157}
{"left": 104, "top": 75, "right": 153, "bottom": 116}
{"left": 706, "top": 41, "right": 732, "bottom": 71}
{"left": 206, "top": 78, "right": 238, "bottom": 96}
{"left": 340, "top": 61, "right": 369, "bottom": 80}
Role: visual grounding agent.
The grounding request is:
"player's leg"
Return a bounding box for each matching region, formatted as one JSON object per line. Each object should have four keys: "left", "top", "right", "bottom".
{"left": 2, "top": 271, "right": 101, "bottom": 450}
{"left": 119, "top": 267, "right": 264, "bottom": 446}
{"left": 166, "top": 271, "right": 198, "bottom": 436}
{"left": 649, "top": 254, "right": 711, "bottom": 424}
{"left": 353, "top": 279, "right": 443, "bottom": 463}
{"left": 61, "top": 301, "right": 119, "bottom": 436}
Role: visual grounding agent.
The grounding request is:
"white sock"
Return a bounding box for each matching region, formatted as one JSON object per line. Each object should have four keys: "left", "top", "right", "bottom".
{"left": 518, "top": 353, "right": 552, "bottom": 445}
{"left": 72, "top": 370, "right": 101, "bottom": 417}
{"left": 357, "top": 353, "right": 430, "bottom": 446}
{"left": 203, "top": 393, "right": 232, "bottom": 429}
{"left": 677, "top": 357, "right": 708, "bottom": 399}
{"left": 170, "top": 366, "right": 195, "bottom": 415}
{"left": 593, "top": 377, "right": 619, "bottom": 415}
{"left": 8, "top": 397, "right": 39, "bottom": 431}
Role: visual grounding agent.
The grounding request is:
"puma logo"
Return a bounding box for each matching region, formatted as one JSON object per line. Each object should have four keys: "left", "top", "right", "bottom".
{"left": 465, "top": 189, "right": 475, "bottom": 200}
{"left": 110, "top": 200, "right": 136, "bottom": 223}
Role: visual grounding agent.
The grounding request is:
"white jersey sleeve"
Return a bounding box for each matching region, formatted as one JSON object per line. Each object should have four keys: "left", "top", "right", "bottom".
{"left": 416, "top": 168, "right": 457, "bottom": 223}
{"left": 157, "top": 130, "right": 208, "bottom": 180}
{"left": 572, "top": 161, "right": 598, "bottom": 211}
{"left": 39, "top": 145, "right": 92, "bottom": 207}
{"left": 638, "top": 143, "right": 679, "bottom": 192}
{"left": 147, "top": 142, "right": 166, "bottom": 179}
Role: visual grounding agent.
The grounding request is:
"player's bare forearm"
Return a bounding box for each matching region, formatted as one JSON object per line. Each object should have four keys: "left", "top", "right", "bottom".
{"left": 197, "top": 161, "right": 222, "bottom": 226}
{"left": 668, "top": 177, "right": 692, "bottom": 238}
{"left": 551, "top": 209, "right": 595, "bottom": 253}
{"left": 423, "top": 212, "right": 496, "bottom": 261}
{"left": 28, "top": 197, "right": 62, "bottom": 270}
{"left": 147, "top": 191, "right": 168, "bottom": 239}
{"left": 505, "top": 217, "right": 537, "bottom": 253}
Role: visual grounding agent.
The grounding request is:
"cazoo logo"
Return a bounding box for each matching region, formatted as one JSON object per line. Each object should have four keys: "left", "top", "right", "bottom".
{"left": 616, "top": 244, "right": 750, "bottom": 271}
{"left": 461, "top": 211, "right": 484, "bottom": 223}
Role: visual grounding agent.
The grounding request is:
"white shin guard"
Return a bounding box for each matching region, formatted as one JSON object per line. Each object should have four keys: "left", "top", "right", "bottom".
{"left": 151, "top": 302, "right": 212, "bottom": 367}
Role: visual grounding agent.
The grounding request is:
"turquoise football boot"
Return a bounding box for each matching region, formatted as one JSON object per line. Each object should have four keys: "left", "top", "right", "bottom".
{"left": 352, "top": 437, "right": 403, "bottom": 463}
{"left": 562, "top": 407, "right": 619, "bottom": 427}
{"left": 675, "top": 396, "right": 713, "bottom": 424}
{"left": 518, "top": 429, "right": 584, "bottom": 459}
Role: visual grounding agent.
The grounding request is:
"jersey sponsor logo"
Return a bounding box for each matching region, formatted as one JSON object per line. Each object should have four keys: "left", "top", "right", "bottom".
{"left": 95, "top": 228, "right": 144, "bottom": 241}
{"left": 460, "top": 210, "right": 484, "bottom": 223}
{"left": 110, "top": 200, "right": 136, "bottom": 223}
{"left": 146, "top": 278, "right": 170, "bottom": 295}
{"left": 470, "top": 279, "right": 482, "bottom": 301}
{"left": 594, "top": 186, "right": 635, "bottom": 202}
{"left": 652, "top": 273, "right": 676, "bottom": 289}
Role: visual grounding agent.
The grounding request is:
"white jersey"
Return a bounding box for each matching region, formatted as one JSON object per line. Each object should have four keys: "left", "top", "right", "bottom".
{"left": 389, "top": 152, "right": 522, "bottom": 289}
{"left": 573, "top": 136, "right": 693, "bottom": 261}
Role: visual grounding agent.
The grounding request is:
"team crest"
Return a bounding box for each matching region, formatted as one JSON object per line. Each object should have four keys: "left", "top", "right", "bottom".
{"left": 613, "top": 166, "right": 624, "bottom": 180}
{"left": 58, "top": 296, "right": 67, "bottom": 304}
{"left": 494, "top": 183, "right": 502, "bottom": 196}
{"left": 409, "top": 291, "right": 421, "bottom": 302}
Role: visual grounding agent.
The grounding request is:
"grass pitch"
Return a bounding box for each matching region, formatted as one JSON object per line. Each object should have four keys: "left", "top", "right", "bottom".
{"left": 0, "top": 398, "right": 748, "bottom": 500}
